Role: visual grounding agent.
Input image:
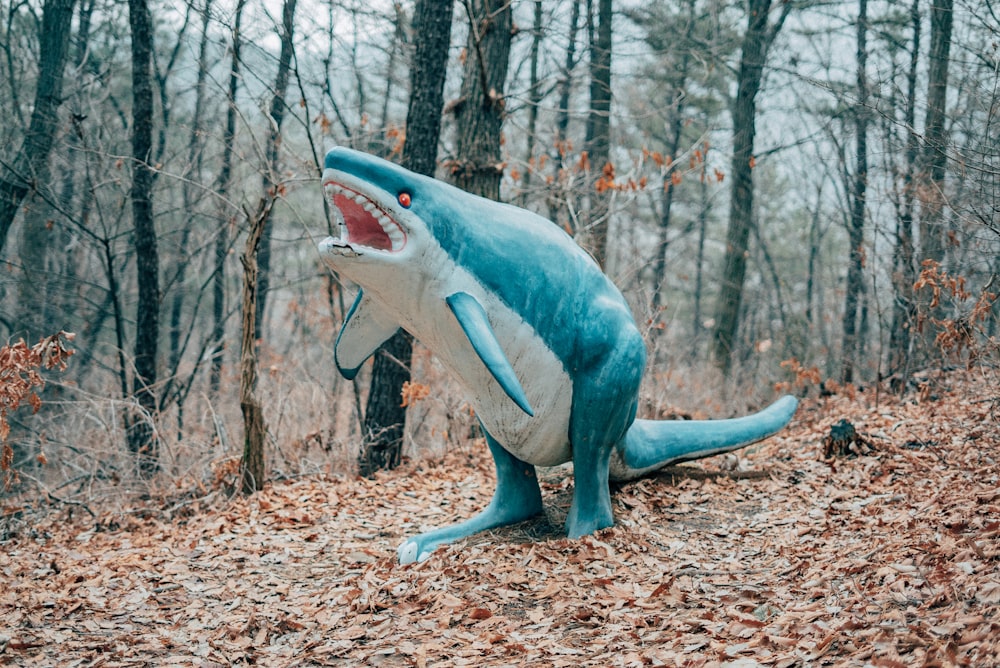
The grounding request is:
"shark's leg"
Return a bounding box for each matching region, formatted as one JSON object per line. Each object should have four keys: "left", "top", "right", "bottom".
{"left": 397, "top": 429, "right": 543, "bottom": 564}
{"left": 565, "top": 331, "right": 645, "bottom": 539}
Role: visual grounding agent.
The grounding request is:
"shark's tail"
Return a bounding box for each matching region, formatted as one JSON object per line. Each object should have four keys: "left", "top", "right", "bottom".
{"left": 609, "top": 395, "right": 798, "bottom": 481}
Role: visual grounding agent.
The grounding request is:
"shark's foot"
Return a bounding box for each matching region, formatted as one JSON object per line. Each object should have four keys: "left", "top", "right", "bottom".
{"left": 397, "top": 429, "right": 543, "bottom": 564}
{"left": 397, "top": 495, "right": 542, "bottom": 563}
{"left": 564, "top": 434, "right": 616, "bottom": 539}
{"left": 565, "top": 496, "right": 615, "bottom": 539}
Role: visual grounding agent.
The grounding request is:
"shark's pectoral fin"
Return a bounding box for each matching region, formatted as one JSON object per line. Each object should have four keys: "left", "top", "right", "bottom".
{"left": 335, "top": 290, "right": 400, "bottom": 379}
{"left": 446, "top": 292, "right": 534, "bottom": 417}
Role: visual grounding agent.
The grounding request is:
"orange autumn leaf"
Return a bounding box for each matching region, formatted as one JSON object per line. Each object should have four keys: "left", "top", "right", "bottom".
{"left": 400, "top": 380, "right": 430, "bottom": 407}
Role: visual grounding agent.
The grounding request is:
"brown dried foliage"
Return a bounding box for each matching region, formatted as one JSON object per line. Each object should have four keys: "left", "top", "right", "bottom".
{"left": 1, "top": 370, "right": 997, "bottom": 665}
{"left": 914, "top": 261, "right": 998, "bottom": 368}
{"left": 0, "top": 332, "right": 74, "bottom": 487}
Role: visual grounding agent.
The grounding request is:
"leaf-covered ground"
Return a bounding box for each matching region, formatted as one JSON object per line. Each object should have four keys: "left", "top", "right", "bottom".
{"left": 2, "top": 371, "right": 998, "bottom": 667}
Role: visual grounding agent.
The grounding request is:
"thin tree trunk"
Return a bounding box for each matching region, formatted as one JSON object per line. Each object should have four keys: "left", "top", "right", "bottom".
{"left": 210, "top": 0, "right": 247, "bottom": 398}
{"left": 918, "top": 0, "right": 953, "bottom": 268}
{"left": 152, "top": 6, "right": 191, "bottom": 168}
{"left": 888, "top": 0, "right": 921, "bottom": 381}
{"left": 584, "top": 0, "right": 612, "bottom": 267}
{"left": 379, "top": 2, "right": 406, "bottom": 134}
{"left": 0, "top": 0, "right": 75, "bottom": 257}
{"left": 550, "top": 0, "right": 581, "bottom": 228}
{"left": 168, "top": 0, "right": 214, "bottom": 423}
{"left": 359, "top": 0, "right": 455, "bottom": 476}
{"left": 841, "top": 0, "right": 869, "bottom": 384}
{"left": 754, "top": 218, "right": 788, "bottom": 327}
{"left": 520, "top": 0, "right": 544, "bottom": 206}
{"left": 710, "top": 0, "right": 790, "bottom": 374}
{"left": 652, "top": 0, "right": 699, "bottom": 315}
{"left": 127, "top": 0, "right": 160, "bottom": 476}
{"left": 914, "top": 0, "right": 953, "bottom": 361}
{"left": 255, "top": 0, "right": 298, "bottom": 337}
{"left": 692, "top": 148, "right": 710, "bottom": 355}
{"left": 240, "top": 198, "right": 272, "bottom": 494}
{"left": 53, "top": 0, "right": 95, "bottom": 337}
{"left": 805, "top": 182, "right": 823, "bottom": 329}
{"left": 651, "top": 55, "right": 690, "bottom": 316}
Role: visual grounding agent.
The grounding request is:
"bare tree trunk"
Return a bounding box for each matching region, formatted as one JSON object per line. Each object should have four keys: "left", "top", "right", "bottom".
{"left": 210, "top": 0, "right": 247, "bottom": 398}
{"left": 710, "top": 0, "right": 790, "bottom": 374}
{"left": 359, "top": 0, "right": 455, "bottom": 477}
{"left": 651, "top": 45, "right": 691, "bottom": 316}
{"left": 888, "top": 0, "right": 921, "bottom": 381}
{"left": 240, "top": 198, "right": 272, "bottom": 494}
{"left": 805, "top": 183, "right": 823, "bottom": 329}
{"left": 841, "top": 0, "right": 869, "bottom": 384}
{"left": 520, "top": 0, "right": 544, "bottom": 205}
{"left": 914, "top": 0, "right": 953, "bottom": 360}
{"left": 168, "top": 0, "right": 214, "bottom": 429}
{"left": 379, "top": 2, "right": 407, "bottom": 134}
{"left": 450, "top": 0, "right": 513, "bottom": 200}
{"left": 51, "top": 0, "right": 95, "bottom": 340}
{"left": 255, "top": 0, "right": 298, "bottom": 337}
{"left": 0, "top": 0, "right": 75, "bottom": 257}
{"left": 550, "top": 0, "right": 581, "bottom": 228}
{"left": 583, "top": 0, "right": 612, "bottom": 267}
{"left": 918, "top": 0, "right": 953, "bottom": 269}
{"left": 692, "top": 143, "right": 711, "bottom": 355}
{"left": 127, "top": 0, "right": 160, "bottom": 476}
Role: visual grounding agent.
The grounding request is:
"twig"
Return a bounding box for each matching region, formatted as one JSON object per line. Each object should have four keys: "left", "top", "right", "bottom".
{"left": 46, "top": 491, "right": 96, "bottom": 518}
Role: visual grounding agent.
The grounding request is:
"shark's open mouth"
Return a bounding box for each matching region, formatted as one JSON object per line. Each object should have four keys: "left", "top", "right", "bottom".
{"left": 324, "top": 180, "right": 406, "bottom": 252}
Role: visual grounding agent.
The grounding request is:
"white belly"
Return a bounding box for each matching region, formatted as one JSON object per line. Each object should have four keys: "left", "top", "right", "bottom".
{"left": 381, "top": 263, "right": 574, "bottom": 466}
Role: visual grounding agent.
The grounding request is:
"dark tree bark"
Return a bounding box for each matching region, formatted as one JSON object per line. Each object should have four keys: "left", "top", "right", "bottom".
{"left": 450, "top": 0, "right": 513, "bottom": 200}
{"left": 519, "top": 0, "right": 544, "bottom": 205}
{"left": 550, "top": 0, "right": 582, "bottom": 228}
{"left": 710, "top": 0, "right": 790, "bottom": 374}
{"left": 359, "top": 0, "right": 455, "bottom": 477}
{"left": 888, "top": 0, "right": 921, "bottom": 380}
{"left": 918, "top": 0, "right": 953, "bottom": 268}
{"left": 127, "top": 0, "right": 160, "bottom": 476}
{"left": 210, "top": 0, "right": 247, "bottom": 398}
{"left": 255, "top": 0, "right": 298, "bottom": 337}
{"left": 240, "top": 198, "right": 272, "bottom": 494}
{"left": 584, "top": 0, "right": 612, "bottom": 267}
{"left": 0, "top": 0, "right": 75, "bottom": 258}
{"left": 912, "top": 0, "right": 954, "bottom": 362}
{"left": 692, "top": 140, "right": 711, "bottom": 355}
{"left": 840, "top": 0, "right": 869, "bottom": 384}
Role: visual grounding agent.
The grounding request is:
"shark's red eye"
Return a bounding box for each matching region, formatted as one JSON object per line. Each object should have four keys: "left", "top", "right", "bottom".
{"left": 398, "top": 192, "right": 411, "bottom": 208}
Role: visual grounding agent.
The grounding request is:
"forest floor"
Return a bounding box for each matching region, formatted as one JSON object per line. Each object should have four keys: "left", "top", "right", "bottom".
{"left": 1, "top": 370, "right": 998, "bottom": 667}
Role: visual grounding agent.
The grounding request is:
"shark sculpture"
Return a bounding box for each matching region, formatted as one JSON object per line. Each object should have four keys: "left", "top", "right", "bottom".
{"left": 318, "top": 147, "right": 798, "bottom": 564}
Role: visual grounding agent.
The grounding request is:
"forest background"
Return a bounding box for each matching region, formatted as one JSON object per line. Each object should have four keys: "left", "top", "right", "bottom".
{"left": 0, "top": 0, "right": 997, "bottom": 498}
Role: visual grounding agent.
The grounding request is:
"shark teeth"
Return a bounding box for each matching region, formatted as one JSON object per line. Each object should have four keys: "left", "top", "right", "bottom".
{"left": 323, "top": 180, "right": 406, "bottom": 252}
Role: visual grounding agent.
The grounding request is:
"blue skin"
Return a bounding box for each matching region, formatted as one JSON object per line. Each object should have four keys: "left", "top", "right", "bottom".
{"left": 318, "top": 147, "right": 798, "bottom": 563}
